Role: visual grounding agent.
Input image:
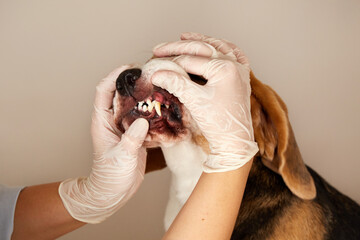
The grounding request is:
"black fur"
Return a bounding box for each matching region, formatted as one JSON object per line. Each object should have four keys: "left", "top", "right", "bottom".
{"left": 231, "top": 157, "right": 360, "bottom": 240}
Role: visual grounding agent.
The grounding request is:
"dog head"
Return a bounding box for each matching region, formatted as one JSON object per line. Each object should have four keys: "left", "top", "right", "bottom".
{"left": 113, "top": 58, "right": 200, "bottom": 148}
{"left": 113, "top": 59, "right": 316, "bottom": 200}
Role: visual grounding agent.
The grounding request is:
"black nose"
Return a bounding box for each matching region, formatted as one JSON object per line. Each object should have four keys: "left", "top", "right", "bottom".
{"left": 116, "top": 68, "right": 142, "bottom": 96}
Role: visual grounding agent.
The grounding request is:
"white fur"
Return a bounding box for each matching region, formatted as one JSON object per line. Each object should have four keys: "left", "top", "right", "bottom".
{"left": 160, "top": 139, "right": 207, "bottom": 230}
{"left": 142, "top": 59, "right": 208, "bottom": 230}
{"left": 113, "top": 58, "right": 208, "bottom": 229}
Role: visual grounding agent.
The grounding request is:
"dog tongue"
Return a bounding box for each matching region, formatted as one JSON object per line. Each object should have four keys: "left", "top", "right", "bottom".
{"left": 153, "top": 91, "right": 165, "bottom": 103}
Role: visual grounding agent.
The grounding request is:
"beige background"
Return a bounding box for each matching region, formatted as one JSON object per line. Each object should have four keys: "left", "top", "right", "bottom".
{"left": 1, "top": 0, "right": 359, "bottom": 239}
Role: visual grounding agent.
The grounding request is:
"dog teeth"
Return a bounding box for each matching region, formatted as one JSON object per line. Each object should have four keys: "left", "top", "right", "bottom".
{"left": 146, "top": 99, "right": 152, "bottom": 107}
{"left": 165, "top": 104, "right": 169, "bottom": 109}
{"left": 155, "top": 101, "right": 162, "bottom": 116}
{"left": 135, "top": 98, "right": 163, "bottom": 116}
{"left": 148, "top": 100, "right": 154, "bottom": 112}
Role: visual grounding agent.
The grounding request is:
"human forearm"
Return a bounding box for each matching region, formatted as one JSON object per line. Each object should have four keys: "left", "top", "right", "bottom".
{"left": 12, "top": 182, "right": 85, "bottom": 240}
{"left": 163, "top": 160, "right": 253, "bottom": 240}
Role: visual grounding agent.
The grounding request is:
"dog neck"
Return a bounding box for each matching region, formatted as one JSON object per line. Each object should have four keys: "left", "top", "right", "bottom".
{"left": 160, "top": 138, "right": 207, "bottom": 229}
{"left": 160, "top": 138, "right": 205, "bottom": 192}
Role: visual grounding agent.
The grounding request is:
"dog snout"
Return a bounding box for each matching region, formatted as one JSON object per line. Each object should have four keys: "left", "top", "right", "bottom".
{"left": 116, "top": 68, "right": 142, "bottom": 96}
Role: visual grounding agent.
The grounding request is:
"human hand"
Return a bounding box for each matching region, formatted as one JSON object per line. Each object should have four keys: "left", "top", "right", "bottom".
{"left": 59, "top": 65, "right": 149, "bottom": 224}
{"left": 151, "top": 33, "right": 258, "bottom": 172}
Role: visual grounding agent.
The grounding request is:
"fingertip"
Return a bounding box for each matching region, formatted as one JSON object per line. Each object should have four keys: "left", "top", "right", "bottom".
{"left": 94, "top": 64, "right": 142, "bottom": 109}
{"left": 152, "top": 42, "right": 168, "bottom": 53}
{"left": 150, "top": 70, "right": 167, "bottom": 87}
{"left": 180, "top": 32, "right": 201, "bottom": 40}
{"left": 134, "top": 117, "right": 149, "bottom": 127}
{"left": 127, "top": 118, "right": 149, "bottom": 140}
{"left": 152, "top": 50, "right": 166, "bottom": 58}
{"left": 151, "top": 70, "right": 187, "bottom": 97}
{"left": 106, "top": 64, "right": 135, "bottom": 79}
{"left": 180, "top": 32, "right": 193, "bottom": 39}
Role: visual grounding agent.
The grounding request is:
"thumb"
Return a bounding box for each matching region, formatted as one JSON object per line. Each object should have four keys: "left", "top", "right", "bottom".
{"left": 122, "top": 118, "right": 149, "bottom": 150}
{"left": 151, "top": 70, "right": 202, "bottom": 107}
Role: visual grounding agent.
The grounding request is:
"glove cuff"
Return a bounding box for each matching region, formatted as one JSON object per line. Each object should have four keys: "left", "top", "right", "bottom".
{"left": 58, "top": 177, "right": 126, "bottom": 224}
{"left": 202, "top": 141, "right": 259, "bottom": 173}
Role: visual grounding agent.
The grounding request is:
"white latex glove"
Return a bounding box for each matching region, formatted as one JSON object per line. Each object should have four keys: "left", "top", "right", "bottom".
{"left": 151, "top": 33, "right": 258, "bottom": 173}
{"left": 59, "top": 65, "right": 149, "bottom": 224}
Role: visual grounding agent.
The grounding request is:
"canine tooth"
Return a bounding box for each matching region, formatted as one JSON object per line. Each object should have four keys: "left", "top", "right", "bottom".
{"left": 143, "top": 105, "right": 148, "bottom": 112}
{"left": 165, "top": 104, "right": 169, "bottom": 109}
{"left": 155, "top": 101, "right": 162, "bottom": 116}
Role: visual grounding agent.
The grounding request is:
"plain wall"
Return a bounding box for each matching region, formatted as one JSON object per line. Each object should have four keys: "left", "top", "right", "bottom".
{"left": 1, "top": 0, "right": 359, "bottom": 239}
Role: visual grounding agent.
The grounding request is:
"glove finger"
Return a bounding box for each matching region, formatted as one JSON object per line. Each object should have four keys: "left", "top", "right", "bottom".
{"left": 99, "top": 119, "right": 148, "bottom": 168}
{"left": 151, "top": 70, "right": 205, "bottom": 107}
{"left": 181, "top": 32, "right": 234, "bottom": 57}
{"left": 221, "top": 39, "right": 250, "bottom": 68}
{"left": 173, "top": 55, "right": 229, "bottom": 85}
{"left": 153, "top": 40, "right": 218, "bottom": 58}
{"left": 94, "top": 64, "right": 134, "bottom": 111}
{"left": 122, "top": 118, "right": 149, "bottom": 150}
{"left": 181, "top": 32, "right": 250, "bottom": 68}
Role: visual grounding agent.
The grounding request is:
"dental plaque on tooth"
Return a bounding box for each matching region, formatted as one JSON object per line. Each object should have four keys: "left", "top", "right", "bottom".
{"left": 115, "top": 60, "right": 186, "bottom": 135}
{"left": 135, "top": 97, "right": 164, "bottom": 117}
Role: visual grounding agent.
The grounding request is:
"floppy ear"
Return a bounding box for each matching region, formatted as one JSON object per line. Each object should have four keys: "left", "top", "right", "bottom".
{"left": 250, "top": 71, "right": 316, "bottom": 200}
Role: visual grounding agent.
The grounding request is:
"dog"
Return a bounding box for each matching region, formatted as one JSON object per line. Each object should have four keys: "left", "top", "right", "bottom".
{"left": 113, "top": 58, "right": 360, "bottom": 239}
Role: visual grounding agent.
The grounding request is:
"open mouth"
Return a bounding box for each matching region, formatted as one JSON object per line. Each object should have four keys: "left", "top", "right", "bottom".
{"left": 129, "top": 86, "right": 183, "bottom": 132}
{"left": 114, "top": 62, "right": 197, "bottom": 137}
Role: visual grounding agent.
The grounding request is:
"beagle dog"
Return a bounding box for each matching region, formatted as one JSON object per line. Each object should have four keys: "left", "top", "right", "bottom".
{"left": 113, "top": 58, "right": 360, "bottom": 239}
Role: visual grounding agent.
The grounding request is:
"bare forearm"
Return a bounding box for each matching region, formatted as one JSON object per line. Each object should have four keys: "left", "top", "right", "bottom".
{"left": 163, "top": 160, "right": 253, "bottom": 240}
{"left": 12, "top": 182, "right": 85, "bottom": 240}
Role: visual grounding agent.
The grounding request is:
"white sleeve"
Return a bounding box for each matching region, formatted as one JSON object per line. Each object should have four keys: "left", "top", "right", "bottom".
{"left": 0, "top": 184, "right": 24, "bottom": 240}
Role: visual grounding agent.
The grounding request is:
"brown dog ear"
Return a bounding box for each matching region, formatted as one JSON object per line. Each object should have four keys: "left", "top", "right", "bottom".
{"left": 250, "top": 72, "right": 316, "bottom": 200}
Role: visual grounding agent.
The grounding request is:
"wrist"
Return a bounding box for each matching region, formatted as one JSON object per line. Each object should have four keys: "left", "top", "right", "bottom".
{"left": 202, "top": 141, "right": 258, "bottom": 173}
{"left": 59, "top": 177, "right": 125, "bottom": 224}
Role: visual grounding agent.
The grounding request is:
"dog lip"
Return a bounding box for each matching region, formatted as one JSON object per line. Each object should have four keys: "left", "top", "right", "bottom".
{"left": 153, "top": 91, "right": 166, "bottom": 104}
{"left": 131, "top": 108, "right": 156, "bottom": 119}
{"left": 117, "top": 85, "right": 183, "bottom": 135}
{"left": 134, "top": 87, "right": 172, "bottom": 106}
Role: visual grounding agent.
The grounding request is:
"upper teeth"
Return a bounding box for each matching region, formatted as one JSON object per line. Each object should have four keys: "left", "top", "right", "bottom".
{"left": 154, "top": 101, "right": 161, "bottom": 116}
{"left": 135, "top": 98, "right": 166, "bottom": 116}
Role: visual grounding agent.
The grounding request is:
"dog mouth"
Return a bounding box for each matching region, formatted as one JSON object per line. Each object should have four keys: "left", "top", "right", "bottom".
{"left": 125, "top": 86, "right": 183, "bottom": 133}
{"left": 114, "top": 61, "right": 198, "bottom": 139}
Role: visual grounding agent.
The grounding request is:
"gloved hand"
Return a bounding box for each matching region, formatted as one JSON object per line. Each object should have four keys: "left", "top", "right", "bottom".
{"left": 59, "top": 65, "right": 149, "bottom": 224}
{"left": 151, "top": 33, "right": 258, "bottom": 173}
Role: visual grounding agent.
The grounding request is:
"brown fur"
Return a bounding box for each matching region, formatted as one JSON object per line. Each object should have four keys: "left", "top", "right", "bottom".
{"left": 268, "top": 201, "right": 326, "bottom": 240}
{"left": 145, "top": 71, "right": 360, "bottom": 239}
{"left": 250, "top": 71, "right": 316, "bottom": 200}
{"left": 146, "top": 71, "right": 316, "bottom": 200}
{"left": 191, "top": 134, "right": 210, "bottom": 155}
